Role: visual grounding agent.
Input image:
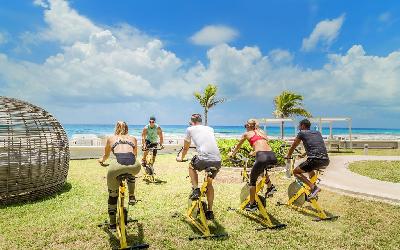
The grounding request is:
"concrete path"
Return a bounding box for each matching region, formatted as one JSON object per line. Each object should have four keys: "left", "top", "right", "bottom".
{"left": 320, "top": 155, "right": 400, "bottom": 204}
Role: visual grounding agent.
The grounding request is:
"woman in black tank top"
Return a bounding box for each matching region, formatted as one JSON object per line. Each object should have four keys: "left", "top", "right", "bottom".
{"left": 98, "top": 121, "right": 141, "bottom": 229}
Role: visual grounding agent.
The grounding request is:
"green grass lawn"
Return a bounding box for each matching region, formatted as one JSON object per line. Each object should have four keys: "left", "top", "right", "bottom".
{"left": 329, "top": 148, "right": 400, "bottom": 156}
{"left": 1, "top": 154, "right": 400, "bottom": 249}
{"left": 349, "top": 160, "right": 400, "bottom": 183}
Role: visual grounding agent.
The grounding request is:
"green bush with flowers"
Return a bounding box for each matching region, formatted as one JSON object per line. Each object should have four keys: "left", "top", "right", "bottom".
{"left": 217, "top": 138, "right": 287, "bottom": 167}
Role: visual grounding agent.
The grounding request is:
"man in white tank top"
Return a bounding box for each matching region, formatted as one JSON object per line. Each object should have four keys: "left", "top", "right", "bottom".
{"left": 178, "top": 114, "right": 221, "bottom": 220}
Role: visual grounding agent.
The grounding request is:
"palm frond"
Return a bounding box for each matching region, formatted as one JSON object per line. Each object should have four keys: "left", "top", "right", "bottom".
{"left": 273, "top": 90, "right": 311, "bottom": 118}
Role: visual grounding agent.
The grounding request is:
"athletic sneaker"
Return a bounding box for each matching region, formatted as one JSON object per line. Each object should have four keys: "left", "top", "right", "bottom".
{"left": 307, "top": 186, "right": 321, "bottom": 201}
{"left": 128, "top": 196, "right": 137, "bottom": 205}
{"left": 245, "top": 202, "right": 258, "bottom": 212}
{"left": 189, "top": 188, "right": 201, "bottom": 200}
{"left": 205, "top": 210, "right": 214, "bottom": 220}
{"left": 265, "top": 184, "right": 277, "bottom": 197}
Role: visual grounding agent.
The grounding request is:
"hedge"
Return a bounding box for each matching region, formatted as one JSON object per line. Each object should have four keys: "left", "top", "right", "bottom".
{"left": 217, "top": 138, "right": 287, "bottom": 167}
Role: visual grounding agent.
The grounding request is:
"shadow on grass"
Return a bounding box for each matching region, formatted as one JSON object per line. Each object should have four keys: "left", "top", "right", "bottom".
{"left": 179, "top": 216, "right": 229, "bottom": 240}
{"left": 0, "top": 182, "right": 73, "bottom": 208}
{"left": 298, "top": 205, "right": 339, "bottom": 221}
{"left": 234, "top": 209, "right": 286, "bottom": 230}
{"left": 103, "top": 222, "right": 149, "bottom": 249}
{"left": 143, "top": 178, "right": 167, "bottom": 185}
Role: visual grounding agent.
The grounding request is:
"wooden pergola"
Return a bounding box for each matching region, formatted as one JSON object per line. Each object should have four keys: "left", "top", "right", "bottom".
{"left": 309, "top": 117, "right": 353, "bottom": 150}
{"left": 256, "top": 118, "right": 297, "bottom": 138}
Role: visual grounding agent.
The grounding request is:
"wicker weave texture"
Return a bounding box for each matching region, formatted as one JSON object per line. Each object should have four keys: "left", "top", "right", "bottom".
{"left": 0, "top": 97, "right": 69, "bottom": 204}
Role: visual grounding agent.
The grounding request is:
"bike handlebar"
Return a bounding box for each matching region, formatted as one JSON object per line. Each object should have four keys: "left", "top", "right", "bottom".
{"left": 229, "top": 153, "right": 249, "bottom": 164}
{"left": 142, "top": 146, "right": 164, "bottom": 151}
{"left": 176, "top": 146, "right": 197, "bottom": 162}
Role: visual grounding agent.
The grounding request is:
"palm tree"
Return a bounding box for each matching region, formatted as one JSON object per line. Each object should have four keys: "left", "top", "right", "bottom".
{"left": 194, "top": 84, "right": 225, "bottom": 126}
{"left": 273, "top": 91, "right": 311, "bottom": 139}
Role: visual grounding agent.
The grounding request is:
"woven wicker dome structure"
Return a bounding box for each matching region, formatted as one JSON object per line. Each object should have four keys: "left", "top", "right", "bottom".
{"left": 0, "top": 97, "right": 69, "bottom": 204}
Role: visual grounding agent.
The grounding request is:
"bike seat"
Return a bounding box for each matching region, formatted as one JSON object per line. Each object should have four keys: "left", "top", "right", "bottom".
{"left": 205, "top": 167, "right": 217, "bottom": 175}
{"left": 117, "top": 173, "right": 134, "bottom": 181}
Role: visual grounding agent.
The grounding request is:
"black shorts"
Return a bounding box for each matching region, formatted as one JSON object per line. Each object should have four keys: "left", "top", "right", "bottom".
{"left": 299, "top": 158, "right": 330, "bottom": 172}
{"left": 250, "top": 151, "right": 277, "bottom": 186}
{"left": 145, "top": 140, "right": 158, "bottom": 156}
{"left": 190, "top": 155, "right": 221, "bottom": 179}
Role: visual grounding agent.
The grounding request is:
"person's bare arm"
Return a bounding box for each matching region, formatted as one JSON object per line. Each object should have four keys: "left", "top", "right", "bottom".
{"left": 157, "top": 127, "right": 164, "bottom": 146}
{"left": 179, "top": 139, "right": 191, "bottom": 161}
{"left": 132, "top": 137, "right": 138, "bottom": 158}
{"left": 287, "top": 138, "right": 301, "bottom": 158}
{"left": 99, "top": 137, "right": 112, "bottom": 163}
{"left": 229, "top": 134, "right": 247, "bottom": 157}
{"left": 141, "top": 127, "right": 147, "bottom": 148}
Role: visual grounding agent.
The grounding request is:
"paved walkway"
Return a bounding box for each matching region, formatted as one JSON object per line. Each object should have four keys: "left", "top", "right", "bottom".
{"left": 320, "top": 155, "right": 400, "bottom": 204}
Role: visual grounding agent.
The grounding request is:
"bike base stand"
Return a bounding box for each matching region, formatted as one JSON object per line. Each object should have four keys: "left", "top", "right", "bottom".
{"left": 255, "top": 223, "right": 286, "bottom": 231}
{"left": 118, "top": 243, "right": 150, "bottom": 249}
{"left": 277, "top": 201, "right": 339, "bottom": 222}
{"left": 227, "top": 207, "right": 287, "bottom": 230}
{"left": 313, "top": 215, "right": 339, "bottom": 222}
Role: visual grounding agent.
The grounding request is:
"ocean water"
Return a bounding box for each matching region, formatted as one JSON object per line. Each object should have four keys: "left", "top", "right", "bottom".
{"left": 63, "top": 124, "right": 400, "bottom": 140}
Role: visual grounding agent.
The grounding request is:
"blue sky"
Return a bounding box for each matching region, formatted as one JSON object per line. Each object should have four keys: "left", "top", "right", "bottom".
{"left": 0, "top": 0, "right": 399, "bottom": 127}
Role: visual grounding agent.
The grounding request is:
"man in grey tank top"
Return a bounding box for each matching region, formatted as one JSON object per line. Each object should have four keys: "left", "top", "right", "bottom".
{"left": 287, "top": 119, "right": 330, "bottom": 200}
{"left": 141, "top": 116, "right": 164, "bottom": 166}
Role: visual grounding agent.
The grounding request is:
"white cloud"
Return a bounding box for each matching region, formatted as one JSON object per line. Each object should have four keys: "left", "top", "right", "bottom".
{"left": 33, "top": 0, "right": 49, "bottom": 8}
{"left": 0, "top": 0, "right": 204, "bottom": 104}
{"left": 190, "top": 25, "right": 238, "bottom": 46}
{"left": 378, "top": 12, "right": 392, "bottom": 23}
{"left": 269, "top": 49, "right": 293, "bottom": 65}
{"left": 196, "top": 44, "right": 400, "bottom": 110}
{"left": 38, "top": 0, "right": 101, "bottom": 44}
{"left": 302, "top": 14, "right": 345, "bottom": 52}
{"left": 1, "top": 1, "right": 400, "bottom": 124}
{"left": 0, "top": 32, "right": 8, "bottom": 45}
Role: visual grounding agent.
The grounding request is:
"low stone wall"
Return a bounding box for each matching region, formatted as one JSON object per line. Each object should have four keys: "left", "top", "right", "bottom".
{"left": 349, "top": 140, "right": 399, "bottom": 149}
{"left": 326, "top": 140, "right": 399, "bottom": 150}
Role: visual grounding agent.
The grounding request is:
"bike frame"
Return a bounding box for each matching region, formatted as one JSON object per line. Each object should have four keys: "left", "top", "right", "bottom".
{"left": 229, "top": 152, "right": 286, "bottom": 230}
{"left": 177, "top": 146, "right": 227, "bottom": 240}
{"left": 186, "top": 171, "right": 211, "bottom": 238}
{"left": 117, "top": 181, "right": 128, "bottom": 248}
{"left": 278, "top": 146, "right": 339, "bottom": 221}
{"left": 142, "top": 145, "right": 163, "bottom": 183}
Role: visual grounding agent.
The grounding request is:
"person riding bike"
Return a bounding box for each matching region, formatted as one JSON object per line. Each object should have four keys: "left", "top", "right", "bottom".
{"left": 286, "top": 119, "right": 330, "bottom": 200}
{"left": 229, "top": 119, "right": 277, "bottom": 212}
{"left": 177, "top": 113, "right": 221, "bottom": 220}
{"left": 141, "top": 116, "right": 164, "bottom": 166}
{"left": 98, "top": 121, "right": 141, "bottom": 230}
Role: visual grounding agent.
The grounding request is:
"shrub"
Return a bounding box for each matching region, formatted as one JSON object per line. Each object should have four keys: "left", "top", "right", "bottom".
{"left": 217, "top": 138, "right": 287, "bottom": 167}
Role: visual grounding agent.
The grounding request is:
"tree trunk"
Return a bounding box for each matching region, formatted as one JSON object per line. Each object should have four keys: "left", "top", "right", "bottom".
{"left": 280, "top": 121, "right": 285, "bottom": 139}
{"left": 204, "top": 108, "right": 208, "bottom": 126}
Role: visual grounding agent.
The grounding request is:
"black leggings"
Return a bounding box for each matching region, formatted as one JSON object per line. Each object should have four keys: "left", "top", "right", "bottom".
{"left": 249, "top": 151, "right": 277, "bottom": 186}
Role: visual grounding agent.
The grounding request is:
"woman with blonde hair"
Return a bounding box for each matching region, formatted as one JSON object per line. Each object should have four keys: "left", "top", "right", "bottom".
{"left": 98, "top": 121, "right": 141, "bottom": 230}
{"left": 229, "top": 119, "right": 277, "bottom": 211}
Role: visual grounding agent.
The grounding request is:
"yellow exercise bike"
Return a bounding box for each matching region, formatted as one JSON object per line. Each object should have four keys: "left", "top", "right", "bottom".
{"left": 228, "top": 149, "right": 286, "bottom": 230}
{"left": 176, "top": 147, "right": 228, "bottom": 240}
{"left": 142, "top": 144, "right": 165, "bottom": 184}
{"left": 98, "top": 163, "right": 149, "bottom": 249}
{"left": 277, "top": 145, "right": 339, "bottom": 221}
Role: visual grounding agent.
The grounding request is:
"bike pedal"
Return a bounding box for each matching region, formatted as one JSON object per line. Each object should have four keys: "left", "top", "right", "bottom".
{"left": 126, "top": 218, "right": 138, "bottom": 223}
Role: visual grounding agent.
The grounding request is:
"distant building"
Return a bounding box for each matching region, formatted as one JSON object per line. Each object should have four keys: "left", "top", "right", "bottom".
{"left": 70, "top": 134, "right": 103, "bottom": 146}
